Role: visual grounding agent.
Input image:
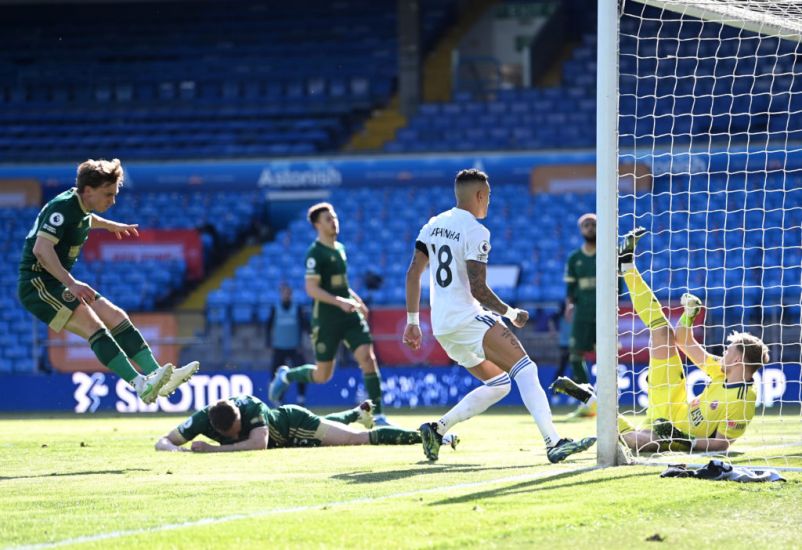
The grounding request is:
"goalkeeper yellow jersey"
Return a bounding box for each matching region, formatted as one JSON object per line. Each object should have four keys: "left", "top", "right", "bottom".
{"left": 673, "top": 355, "right": 756, "bottom": 440}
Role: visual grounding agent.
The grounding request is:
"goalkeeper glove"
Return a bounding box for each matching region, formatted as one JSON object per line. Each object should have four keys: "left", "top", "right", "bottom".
{"left": 678, "top": 292, "right": 703, "bottom": 328}
{"left": 652, "top": 418, "right": 694, "bottom": 452}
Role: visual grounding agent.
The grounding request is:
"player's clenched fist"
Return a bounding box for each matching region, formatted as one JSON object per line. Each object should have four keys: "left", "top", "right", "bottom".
{"left": 402, "top": 323, "right": 422, "bottom": 350}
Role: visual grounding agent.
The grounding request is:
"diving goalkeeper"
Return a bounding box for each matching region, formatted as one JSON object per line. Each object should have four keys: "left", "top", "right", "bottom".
{"left": 551, "top": 227, "right": 769, "bottom": 453}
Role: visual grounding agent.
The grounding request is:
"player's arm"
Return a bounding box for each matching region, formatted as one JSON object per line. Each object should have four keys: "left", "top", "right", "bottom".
{"left": 32, "top": 237, "right": 97, "bottom": 303}
{"left": 466, "top": 261, "right": 528, "bottom": 328}
{"left": 305, "top": 277, "right": 359, "bottom": 313}
{"left": 403, "top": 245, "right": 429, "bottom": 350}
{"left": 190, "top": 426, "right": 269, "bottom": 453}
{"left": 349, "top": 288, "right": 369, "bottom": 316}
{"left": 674, "top": 293, "right": 721, "bottom": 376}
{"left": 90, "top": 214, "right": 140, "bottom": 239}
{"left": 155, "top": 428, "right": 190, "bottom": 452}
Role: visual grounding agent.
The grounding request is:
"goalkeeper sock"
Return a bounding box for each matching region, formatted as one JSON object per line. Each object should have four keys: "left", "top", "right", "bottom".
{"left": 89, "top": 329, "right": 139, "bottom": 383}
{"left": 111, "top": 319, "right": 160, "bottom": 375}
{"left": 623, "top": 268, "right": 668, "bottom": 329}
{"left": 510, "top": 357, "right": 561, "bottom": 448}
{"left": 368, "top": 427, "right": 421, "bottom": 445}
{"left": 435, "top": 372, "right": 511, "bottom": 435}
{"left": 285, "top": 365, "right": 317, "bottom": 383}
{"left": 362, "top": 371, "right": 384, "bottom": 415}
{"left": 324, "top": 408, "right": 360, "bottom": 425}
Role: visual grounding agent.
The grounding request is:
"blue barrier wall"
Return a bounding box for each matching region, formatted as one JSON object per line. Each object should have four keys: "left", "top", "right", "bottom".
{"left": 0, "top": 364, "right": 796, "bottom": 414}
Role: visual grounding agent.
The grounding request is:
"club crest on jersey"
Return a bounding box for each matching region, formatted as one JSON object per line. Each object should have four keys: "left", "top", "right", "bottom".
{"left": 62, "top": 289, "right": 76, "bottom": 303}
{"left": 710, "top": 400, "right": 719, "bottom": 410}
{"left": 49, "top": 212, "right": 65, "bottom": 226}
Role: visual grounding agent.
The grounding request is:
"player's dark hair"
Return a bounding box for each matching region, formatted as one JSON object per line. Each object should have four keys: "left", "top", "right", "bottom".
{"left": 307, "top": 202, "right": 334, "bottom": 225}
{"left": 209, "top": 400, "right": 238, "bottom": 432}
{"left": 454, "top": 169, "right": 489, "bottom": 187}
{"left": 76, "top": 158, "right": 124, "bottom": 192}
{"left": 727, "top": 331, "right": 770, "bottom": 376}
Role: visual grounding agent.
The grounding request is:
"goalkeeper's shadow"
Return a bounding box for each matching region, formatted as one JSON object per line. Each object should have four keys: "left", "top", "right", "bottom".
{"left": 427, "top": 468, "right": 653, "bottom": 507}
{"left": 330, "top": 463, "right": 532, "bottom": 484}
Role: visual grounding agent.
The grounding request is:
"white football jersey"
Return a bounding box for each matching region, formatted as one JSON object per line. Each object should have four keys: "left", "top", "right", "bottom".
{"left": 416, "top": 207, "right": 491, "bottom": 335}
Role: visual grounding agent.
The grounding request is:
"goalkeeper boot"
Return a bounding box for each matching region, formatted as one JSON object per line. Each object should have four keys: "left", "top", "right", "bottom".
{"left": 268, "top": 365, "right": 290, "bottom": 405}
{"left": 618, "top": 226, "right": 646, "bottom": 273}
{"left": 356, "top": 399, "right": 375, "bottom": 429}
{"left": 550, "top": 376, "right": 596, "bottom": 404}
{"left": 442, "top": 433, "right": 460, "bottom": 451}
{"left": 158, "top": 361, "right": 200, "bottom": 397}
{"left": 546, "top": 436, "right": 597, "bottom": 464}
{"left": 419, "top": 422, "right": 443, "bottom": 461}
{"left": 134, "top": 364, "right": 173, "bottom": 404}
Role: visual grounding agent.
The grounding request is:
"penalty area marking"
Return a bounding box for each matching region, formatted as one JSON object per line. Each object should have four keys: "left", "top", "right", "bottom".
{"left": 10, "top": 464, "right": 598, "bottom": 550}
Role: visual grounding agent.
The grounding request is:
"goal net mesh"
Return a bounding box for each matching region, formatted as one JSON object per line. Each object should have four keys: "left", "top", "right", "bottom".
{"left": 616, "top": 0, "right": 802, "bottom": 469}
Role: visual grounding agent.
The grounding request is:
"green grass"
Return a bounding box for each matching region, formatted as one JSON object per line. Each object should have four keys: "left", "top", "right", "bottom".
{"left": 1, "top": 409, "right": 800, "bottom": 549}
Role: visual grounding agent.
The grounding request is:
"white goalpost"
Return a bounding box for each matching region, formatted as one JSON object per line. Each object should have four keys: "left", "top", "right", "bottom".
{"left": 597, "top": 0, "right": 802, "bottom": 469}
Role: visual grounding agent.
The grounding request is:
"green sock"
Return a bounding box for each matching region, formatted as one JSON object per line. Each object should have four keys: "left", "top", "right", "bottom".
{"left": 89, "top": 329, "right": 139, "bottom": 383}
{"left": 286, "top": 365, "right": 317, "bottom": 383}
{"left": 363, "top": 371, "right": 383, "bottom": 414}
{"left": 368, "top": 427, "right": 421, "bottom": 445}
{"left": 324, "top": 408, "right": 360, "bottom": 425}
{"left": 569, "top": 353, "right": 590, "bottom": 384}
{"left": 110, "top": 319, "right": 160, "bottom": 375}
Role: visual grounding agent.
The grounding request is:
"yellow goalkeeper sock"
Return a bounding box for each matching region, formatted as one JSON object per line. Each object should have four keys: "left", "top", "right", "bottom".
{"left": 622, "top": 268, "right": 668, "bottom": 329}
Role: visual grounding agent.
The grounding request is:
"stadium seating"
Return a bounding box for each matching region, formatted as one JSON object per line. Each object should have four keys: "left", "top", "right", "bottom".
{"left": 385, "top": 3, "right": 802, "bottom": 153}
{"left": 0, "top": 0, "right": 455, "bottom": 161}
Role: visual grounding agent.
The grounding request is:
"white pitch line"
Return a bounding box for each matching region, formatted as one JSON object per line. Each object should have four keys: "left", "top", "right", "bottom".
{"left": 8, "top": 465, "right": 598, "bottom": 550}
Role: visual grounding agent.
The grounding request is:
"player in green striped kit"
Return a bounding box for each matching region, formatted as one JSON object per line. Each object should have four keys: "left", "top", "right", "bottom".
{"left": 155, "top": 394, "right": 458, "bottom": 452}
{"left": 563, "top": 213, "right": 598, "bottom": 418}
{"left": 269, "top": 202, "right": 391, "bottom": 425}
{"left": 17, "top": 158, "right": 198, "bottom": 403}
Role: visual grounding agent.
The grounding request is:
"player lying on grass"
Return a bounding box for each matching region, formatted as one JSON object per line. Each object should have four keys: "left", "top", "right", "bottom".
{"left": 155, "top": 395, "right": 459, "bottom": 452}
{"left": 551, "top": 227, "right": 769, "bottom": 453}
{"left": 17, "top": 158, "right": 198, "bottom": 404}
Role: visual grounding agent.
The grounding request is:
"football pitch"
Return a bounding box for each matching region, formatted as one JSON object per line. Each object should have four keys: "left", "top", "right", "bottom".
{"left": 1, "top": 409, "right": 800, "bottom": 549}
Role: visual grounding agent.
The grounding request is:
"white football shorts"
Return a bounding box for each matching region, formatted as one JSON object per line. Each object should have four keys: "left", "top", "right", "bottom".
{"left": 435, "top": 313, "right": 504, "bottom": 368}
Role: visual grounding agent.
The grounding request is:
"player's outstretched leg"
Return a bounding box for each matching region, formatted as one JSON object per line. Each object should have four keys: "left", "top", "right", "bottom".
{"left": 323, "top": 399, "right": 375, "bottom": 429}
{"left": 269, "top": 363, "right": 320, "bottom": 405}
{"left": 418, "top": 366, "right": 510, "bottom": 461}
{"left": 484, "top": 324, "right": 596, "bottom": 462}
{"left": 158, "top": 361, "right": 201, "bottom": 397}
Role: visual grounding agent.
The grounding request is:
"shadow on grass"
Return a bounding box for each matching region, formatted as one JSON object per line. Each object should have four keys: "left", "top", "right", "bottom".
{"left": 429, "top": 469, "right": 654, "bottom": 506}
{"left": 0, "top": 468, "right": 150, "bottom": 481}
{"left": 331, "top": 463, "right": 533, "bottom": 484}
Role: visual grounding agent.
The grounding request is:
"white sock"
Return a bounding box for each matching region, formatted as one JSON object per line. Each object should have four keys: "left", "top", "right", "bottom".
{"left": 436, "top": 372, "right": 511, "bottom": 435}
{"left": 510, "top": 357, "right": 561, "bottom": 447}
{"left": 132, "top": 374, "right": 146, "bottom": 391}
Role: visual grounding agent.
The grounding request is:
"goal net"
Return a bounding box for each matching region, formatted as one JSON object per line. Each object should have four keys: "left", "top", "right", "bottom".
{"left": 605, "top": 0, "right": 802, "bottom": 470}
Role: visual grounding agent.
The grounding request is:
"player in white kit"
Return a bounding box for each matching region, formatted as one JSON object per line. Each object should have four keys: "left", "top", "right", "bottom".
{"left": 403, "top": 169, "right": 596, "bottom": 462}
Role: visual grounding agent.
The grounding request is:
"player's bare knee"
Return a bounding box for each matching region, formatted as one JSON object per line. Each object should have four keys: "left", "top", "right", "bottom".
{"left": 313, "top": 369, "right": 334, "bottom": 383}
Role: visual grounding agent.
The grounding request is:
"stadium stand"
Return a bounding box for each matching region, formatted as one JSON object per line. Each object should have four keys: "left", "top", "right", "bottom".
{"left": 0, "top": 0, "right": 455, "bottom": 162}
{"left": 385, "top": 2, "right": 802, "bottom": 153}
